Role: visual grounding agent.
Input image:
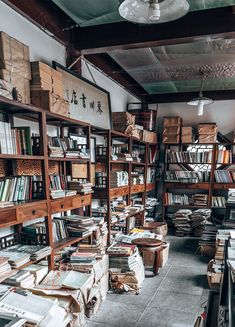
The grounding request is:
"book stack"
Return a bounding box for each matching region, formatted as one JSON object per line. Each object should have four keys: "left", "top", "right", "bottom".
{"left": 131, "top": 168, "right": 145, "bottom": 185}
{"left": 0, "top": 250, "right": 30, "bottom": 268}
{"left": 166, "top": 150, "right": 213, "bottom": 163}
{"left": 95, "top": 172, "right": 107, "bottom": 188}
{"left": 52, "top": 218, "right": 68, "bottom": 243}
{"left": 3, "top": 270, "right": 35, "bottom": 288}
{"left": 217, "top": 149, "right": 232, "bottom": 164}
{"left": 30, "top": 61, "right": 69, "bottom": 117}
{"left": 214, "top": 170, "right": 235, "bottom": 183}
{"left": 111, "top": 144, "right": 132, "bottom": 161}
{"left": 181, "top": 126, "right": 193, "bottom": 143}
{"left": 132, "top": 146, "right": 145, "bottom": 163}
{"left": 198, "top": 123, "right": 217, "bottom": 143}
{"left": 165, "top": 171, "right": 210, "bottom": 183}
{"left": 108, "top": 243, "right": 140, "bottom": 271}
{"left": 193, "top": 194, "right": 208, "bottom": 206}
{"left": 0, "top": 175, "right": 42, "bottom": 203}
{"left": 173, "top": 210, "right": 192, "bottom": 236}
{"left": 48, "top": 136, "right": 89, "bottom": 159}
{"left": 5, "top": 244, "right": 51, "bottom": 261}
{"left": 21, "top": 222, "right": 47, "bottom": 245}
{"left": 212, "top": 196, "right": 226, "bottom": 208}
{"left": 69, "top": 252, "right": 96, "bottom": 272}
{"left": 61, "top": 215, "right": 97, "bottom": 238}
{"left": 163, "top": 116, "right": 182, "bottom": 144}
{"left": 68, "top": 181, "right": 93, "bottom": 194}
{"left": 49, "top": 174, "right": 77, "bottom": 199}
{"left": 190, "top": 209, "right": 211, "bottom": 237}
{"left": 110, "top": 171, "right": 129, "bottom": 188}
{"left": 22, "top": 264, "right": 48, "bottom": 285}
{"left": 199, "top": 223, "right": 218, "bottom": 247}
{"left": 165, "top": 193, "right": 190, "bottom": 206}
{"left": 227, "top": 188, "right": 235, "bottom": 203}
{"left": 0, "top": 257, "right": 12, "bottom": 280}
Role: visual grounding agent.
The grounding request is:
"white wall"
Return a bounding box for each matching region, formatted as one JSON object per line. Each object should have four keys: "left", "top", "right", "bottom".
{"left": 157, "top": 100, "right": 235, "bottom": 136}
{"left": 82, "top": 60, "right": 140, "bottom": 113}
{"left": 0, "top": 1, "right": 66, "bottom": 65}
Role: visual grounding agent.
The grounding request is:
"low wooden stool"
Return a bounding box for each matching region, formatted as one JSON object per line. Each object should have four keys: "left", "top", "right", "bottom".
{"left": 132, "top": 238, "right": 163, "bottom": 277}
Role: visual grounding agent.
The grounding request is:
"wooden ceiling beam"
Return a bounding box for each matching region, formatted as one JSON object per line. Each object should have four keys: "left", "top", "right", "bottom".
{"left": 3, "top": 0, "right": 71, "bottom": 44}
{"left": 143, "top": 90, "right": 235, "bottom": 104}
{"left": 72, "top": 7, "right": 235, "bottom": 54}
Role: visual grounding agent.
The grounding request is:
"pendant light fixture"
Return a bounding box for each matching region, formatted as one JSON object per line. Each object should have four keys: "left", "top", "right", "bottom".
{"left": 187, "top": 72, "right": 214, "bottom": 116}
{"left": 118, "top": 0, "right": 189, "bottom": 24}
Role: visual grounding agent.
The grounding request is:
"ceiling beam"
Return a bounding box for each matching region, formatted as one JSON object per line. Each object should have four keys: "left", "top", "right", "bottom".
{"left": 3, "top": 0, "right": 71, "bottom": 45}
{"left": 143, "top": 90, "right": 235, "bottom": 104}
{"left": 84, "top": 54, "right": 146, "bottom": 99}
{"left": 72, "top": 7, "right": 235, "bottom": 54}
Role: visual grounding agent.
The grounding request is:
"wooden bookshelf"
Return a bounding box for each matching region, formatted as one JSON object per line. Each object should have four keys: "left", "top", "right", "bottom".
{"left": 0, "top": 96, "right": 93, "bottom": 270}
{"left": 92, "top": 129, "right": 158, "bottom": 243}
{"left": 162, "top": 142, "right": 235, "bottom": 221}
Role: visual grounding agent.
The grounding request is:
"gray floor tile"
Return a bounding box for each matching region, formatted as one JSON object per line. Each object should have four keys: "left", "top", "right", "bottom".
{"left": 136, "top": 307, "right": 197, "bottom": 327}
{"left": 149, "top": 290, "right": 203, "bottom": 314}
{"left": 88, "top": 299, "right": 144, "bottom": 327}
{"left": 86, "top": 321, "right": 116, "bottom": 327}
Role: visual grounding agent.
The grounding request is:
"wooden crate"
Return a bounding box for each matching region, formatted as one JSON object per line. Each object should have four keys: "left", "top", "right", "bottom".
{"left": 142, "top": 130, "right": 157, "bottom": 143}
{"left": 31, "top": 90, "right": 69, "bottom": 116}
{"left": 163, "top": 116, "right": 182, "bottom": 127}
{"left": 112, "top": 112, "right": 135, "bottom": 125}
{"left": 198, "top": 123, "right": 217, "bottom": 135}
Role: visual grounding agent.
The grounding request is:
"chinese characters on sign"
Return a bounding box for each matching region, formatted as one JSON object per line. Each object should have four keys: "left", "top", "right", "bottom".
{"left": 67, "top": 89, "right": 103, "bottom": 114}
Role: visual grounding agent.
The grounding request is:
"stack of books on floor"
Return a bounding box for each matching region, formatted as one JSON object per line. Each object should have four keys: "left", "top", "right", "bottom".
{"left": 68, "top": 181, "right": 93, "bottom": 194}
{"left": 69, "top": 252, "right": 96, "bottom": 272}
{"left": 212, "top": 196, "right": 226, "bottom": 208}
{"left": 60, "top": 215, "right": 98, "bottom": 238}
{"left": 190, "top": 209, "right": 211, "bottom": 237}
{"left": 193, "top": 194, "right": 208, "bottom": 206}
{"left": 173, "top": 209, "right": 192, "bottom": 236}
{"left": 199, "top": 223, "right": 218, "bottom": 247}
{"left": 0, "top": 251, "right": 31, "bottom": 268}
{"left": 227, "top": 188, "right": 235, "bottom": 203}
{"left": 21, "top": 263, "right": 48, "bottom": 285}
{"left": 108, "top": 244, "right": 141, "bottom": 271}
{"left": 0, "top": 257, "right": 12, "bottom": 282}
{"left": 214, "top": 170, "right": 235, "bottom": 183}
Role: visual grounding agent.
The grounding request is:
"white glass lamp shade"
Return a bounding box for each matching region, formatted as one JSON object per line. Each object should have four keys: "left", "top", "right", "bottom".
{"left": 187, "top": 96, "right": 214, "bottom": 116}
{"left": 119, "top": 0, "right": 189, "bottom": 24}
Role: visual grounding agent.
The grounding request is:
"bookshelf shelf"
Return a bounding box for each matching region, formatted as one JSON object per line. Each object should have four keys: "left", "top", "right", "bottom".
{"left": 165, "top": 162, "right": 213, "bottom": 165}
{"left": 146, "top": 183, "right": 155, "bottom": 192}
{"left": 131, "top": 162, "right": 146, "bottom": 166}
{"left": 52, "top": 236, "right": 88, "bottom": 252}
{"left": 164, "top": 204, "right": 209, "bottom": 209}
{"left": 110, "top": 160, "right": 130, "bottom": 164}
{"left": 48, "top": 157, "right": 90, "bottom": 162}
{"left": 165, "top": 182, "right": 210, "bottom": 190}
{"left": 0, "top": 154, "right": 45, "bottom": 160}
{"left": 131, "top": 184, "right": 145, "bottom": 194}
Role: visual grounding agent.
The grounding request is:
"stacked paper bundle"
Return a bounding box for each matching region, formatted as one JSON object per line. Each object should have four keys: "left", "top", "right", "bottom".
{"left": 173, "top": 209, "right": 192, "bottom": 236}
{"left": 190, "top": 209, "right": 211, "bottom": 237}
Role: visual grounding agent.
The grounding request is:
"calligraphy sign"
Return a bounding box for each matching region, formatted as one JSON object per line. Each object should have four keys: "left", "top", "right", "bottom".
{"left": 53, "top": 62, "right": 112, "bottom": 129}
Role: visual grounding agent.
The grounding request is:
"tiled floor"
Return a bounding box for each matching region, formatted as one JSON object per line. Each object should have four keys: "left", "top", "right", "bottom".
{"left": 87, "top": 236, "right": 209, "bottom": 327}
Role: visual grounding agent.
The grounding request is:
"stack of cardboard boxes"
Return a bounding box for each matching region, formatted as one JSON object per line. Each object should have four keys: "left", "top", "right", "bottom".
{"left": 163, "top": 116, "right": 182, "bottom": 144}
{"left": 30, "top": 61, "right": 69, "bottom": 116}
{"left": 0, "top": 31, "right": 31, "bottom": 103}
{"left": 198, "top": 123, "right": 217, "bottom": 143}
{"left": 181, "top": 126, "right": 193, "bottom": 143}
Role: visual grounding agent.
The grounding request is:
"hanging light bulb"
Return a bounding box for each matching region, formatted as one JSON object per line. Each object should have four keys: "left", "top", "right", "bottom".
{"left": 187, "top": 71, "right": 213, "bottom": 116}
{"left": 148, "top": 1, "right": 160, "bottom": 20}
{"left": 197, "top": 101, "right": 204, "bottom": 116}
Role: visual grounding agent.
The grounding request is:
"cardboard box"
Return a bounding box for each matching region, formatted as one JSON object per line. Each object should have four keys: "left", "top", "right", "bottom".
{"left": 31, "top": 90, "right": 69, "bottom": 116}
{"left": 92, "top": 254, "right": 109, "bottom": 283}
{"left": 199, "top": 134, "right": 217, "bottom": 143}
{"left": 163, "top": 134, "right": 180, "bottom": 144}
{"left": 142, "top": 130, "right": 157, "bottom": 143}
{"left": 198, "top": 123, "right": 217, "bottom": 135}
{"left": 112, "top": 111, "right": 135, "bottom": 125}
{"left": 181, "top": 135, "right": 193, "bottom": 143}
{"left": 163, "top": 116, "right": 182, "bottom": 127}
{"left": 181, "top": 126, "right": 193, "bottom": 135}
{"left": 0, "top": 31, "right": 31, "bottom": 79}
{"left": 163, "top": 126, "right": 181, "bottom": 135}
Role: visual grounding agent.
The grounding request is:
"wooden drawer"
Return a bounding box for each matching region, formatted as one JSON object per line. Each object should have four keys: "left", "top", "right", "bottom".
{"left": 131, "top": 184, "right": 145, "bottom": 194}
{"left": 110, "top": 186, "right": 129, "bottom": 199}
{"left": 72, "top": 194, "right": 92, "bottom": 208}
{"left": 0, "top": 208, "right": 17, "bottom": 227}
{"left": 17, "top": 201, "right": 48, "bottom": 222}
{"left": 51, "top": 197, "right": 74, "bottom": 213}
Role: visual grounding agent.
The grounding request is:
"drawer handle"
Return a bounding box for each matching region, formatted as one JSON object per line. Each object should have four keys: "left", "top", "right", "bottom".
{"left": 81, "top": 199, "right": 84, "bottom": 203}
{"left": 32, "top": 210, "right": 36, "bottom": 215}
{"left": 61, "top": 204, "right": 64, "bottom": 209}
